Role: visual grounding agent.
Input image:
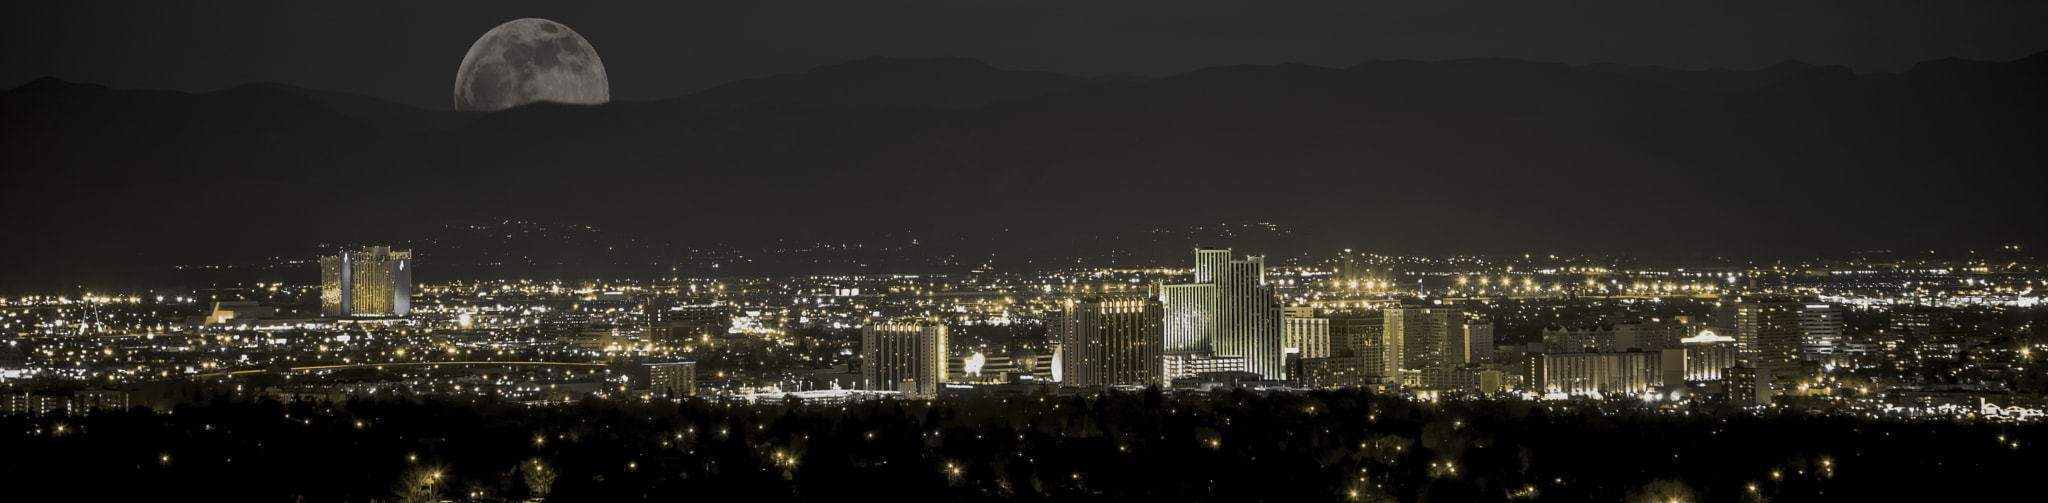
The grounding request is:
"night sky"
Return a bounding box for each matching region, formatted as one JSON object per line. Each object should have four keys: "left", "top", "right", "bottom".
{"left": 6, "top": 1, "right": 2045, "bottom": 109}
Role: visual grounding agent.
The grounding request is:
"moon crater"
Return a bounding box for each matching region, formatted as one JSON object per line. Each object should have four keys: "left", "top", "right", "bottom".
{"left": 454, "top": 18, "right": 609, "bottom": 111}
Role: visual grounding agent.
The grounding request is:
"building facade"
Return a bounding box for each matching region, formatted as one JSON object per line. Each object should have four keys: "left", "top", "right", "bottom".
{"left": 1163, "top": 354, "right": 1246, "bottom": 380}
{"left": 1159, "top": 248, "right": 1284, "bottom": 379}
{"left": 1055, "top": 294, "right": 1165, "bottom": 387}
{"left": 319, "top": 246, "right": 412, "bottom": 317}
{"left": 1669, "top": 332, "right": 1740, "bottom": 383}
{"left": 1329, "top": 316, "right": 1384, "bottom": 358}
{"left": 1542, "top": 325, "right": 1617, "bottom": 354}
{"left": 1448, "top": 318, "right": 1493, "bottom": 365}
{"left": 1282, "top": 307, "right": 1331, "bottom": 359}
{"left": 1386, "top": 305, "right": 1463, "bottom": 370}
{"left": 644, "top": 361, "right": 698, "bottom": 399}
{"left": 1537, "top": 352, "right": 1660, "bottom": 397}
{"left": 1296, "top": 356, "right": 1395, "bottom": 390}
{"left": 1719, "top": 296, "right": 1843, "bottom": 370}
{"left": 862, "top": 320, "right": 948, "bottom": 396}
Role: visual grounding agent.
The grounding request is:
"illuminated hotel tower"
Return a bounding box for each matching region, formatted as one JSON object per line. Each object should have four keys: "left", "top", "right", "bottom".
{"left": 862, "top": 320, "right": 948, "bottom": 396}
{"left": 320, "top": 246, "right": 412, "bottom": 317}
{"left": 1056, "top": 294, "right": 1165, "bottom": 387}
{"left": 1159, "top": 248, "right": 1284, "bottom": 380}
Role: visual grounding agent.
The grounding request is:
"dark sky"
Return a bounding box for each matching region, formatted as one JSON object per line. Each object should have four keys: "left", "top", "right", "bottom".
{"left": 5, "top": 0, "right": 2045, "bottom": 109}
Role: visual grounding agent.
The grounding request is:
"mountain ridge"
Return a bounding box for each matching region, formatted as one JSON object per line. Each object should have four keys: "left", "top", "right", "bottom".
{"left": 2, "top": 53, "right": 2042, "bottom": 290}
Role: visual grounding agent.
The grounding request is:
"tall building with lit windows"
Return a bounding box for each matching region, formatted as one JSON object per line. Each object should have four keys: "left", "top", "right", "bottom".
{"left": 1448, "top": 318, "right": 1494, "bottom": 365}
{"left": 1055, "top": 294, "right": 1164, "bottom": 387}
{"left": 1282, "top": 306, "right": 1331, "bottom": 359}
{"left": 1386, "top": 303, "right": 1463, "bottom": 370}
{"left": 319, "top": 246, "right": 412, "bottom": 317}
{"left": 1717, "top": 296, "right": 1842, "bottom": 370}
{"left": 862, "top": 320, "right": 948, "bottom": 396}
{"left": 1159, "top": 248, "right": 1284, "bottom": 380}
{"left": 644, "top": 361, "right": 698, "bottom": 399}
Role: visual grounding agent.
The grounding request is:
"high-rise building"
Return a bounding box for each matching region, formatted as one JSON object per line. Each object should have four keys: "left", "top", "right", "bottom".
{"left": 1055, "top": 294, "right": 1164, "bottom": 387}
{"left": 1160, "top": 282, "right": 1217, "bottom": 355}
{"left": 1448, "top": 318, "right": 1493, "bottom": 365}
{"left": 1282, "top": 307, "right": 1331, "bottom": 359}
{"left": 862, "top": 320, "right": 948, "bottom": 396}
{"left": 1329, "top": 316, "right": 1382, "bottom": 356}
{"left": 1385, "top": 304, "right": 1463, "bottom": 370}
{"left": 644, "top": 296, "right": 671, "bottom": 322}
{"left": 1718, "top": 296, "right": 1843, "bottom": 370}
{"left": 644, "top": 361, "right": 698, "bottom": 399}
{"left": 1725, "top": 364, "right": 1773, "bottom": 406}
{"left": 1330, "top": 315, "right": 1400, "bottom": 378}
{"left": 1159, "top": 248, "right": 1284, "bottom": 379}
{"left": 1890, "top": 308, "right": 1962, "bottom": 364}
{"left": 319, "top": 246, "right": 412, "bottom": 317}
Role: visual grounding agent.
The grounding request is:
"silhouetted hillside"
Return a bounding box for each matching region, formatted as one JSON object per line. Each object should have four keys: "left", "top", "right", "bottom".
{"left": 2, "top": 53, "right": 2043, "bottom": 291}
{"left": 683, "top": 56, "right": 1120, "bottom": 110}
{"left": 240, "top": 83, "right": 484, "bottom": 133}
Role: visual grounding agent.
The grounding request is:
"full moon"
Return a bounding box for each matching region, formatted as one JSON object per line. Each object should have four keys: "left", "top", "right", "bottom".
{"left": 453, "top": 18, "right": 609, "bottom": 111}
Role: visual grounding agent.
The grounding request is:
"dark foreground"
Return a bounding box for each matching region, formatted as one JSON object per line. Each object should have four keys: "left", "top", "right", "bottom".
{"left": 4, "top": 389, "right": 2036, "bottom": 502}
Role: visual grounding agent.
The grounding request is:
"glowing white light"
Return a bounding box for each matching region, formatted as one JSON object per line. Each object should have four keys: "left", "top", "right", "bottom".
{"left": 964, "top": 353, "right": 985, "bottom": 376}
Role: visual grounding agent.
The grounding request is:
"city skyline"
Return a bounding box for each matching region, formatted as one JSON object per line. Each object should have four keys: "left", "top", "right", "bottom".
{"left": 4, "top": 2, "right": 2044, "bottom": 501}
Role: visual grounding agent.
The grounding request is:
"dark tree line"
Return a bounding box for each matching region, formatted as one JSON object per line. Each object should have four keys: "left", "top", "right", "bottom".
{"left": 2, "top": 388, "right": 2039, "bottom": 502}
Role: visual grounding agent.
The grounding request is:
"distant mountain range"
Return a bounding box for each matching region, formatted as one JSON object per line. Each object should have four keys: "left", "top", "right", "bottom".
{"left": 3, "top": 53, "right": 2043, "bottom": 291}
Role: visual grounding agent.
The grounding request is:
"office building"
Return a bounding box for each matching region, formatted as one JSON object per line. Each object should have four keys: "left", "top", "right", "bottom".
{"left": 1890, "top": 308, "right": 1962, "bottom": 364}
{"left": 1329, "top": 316, "right": 1383, "bottom": 358}
{"left": 1055, "top": 294, "right": 1164, "bottom": 387}
{"left": 1448, "top": 318, "right": 1493, "bottom": 365}
{"left": 862, "top": 320, "right": 948, "bottom": 396}
{"left": 1328, "top": 315, "right": 1402, "bottom": 379}
{"left": 1386, "top": 304, "right": 1463, "bottom": 369}
{"left": 644, "top": 361, "right": 698, "bottom": 399}
{"left": 1717, "top": 296, "right": 1843, "bottom": 370}
{"left": 644, "top": 296, "right": 671, "bottom": 322}
{"left": 1725, "top": 364, "right": 1773, "bottom": 406}
{"left": 319, "top": 246, "right": 412, "bottom": 317}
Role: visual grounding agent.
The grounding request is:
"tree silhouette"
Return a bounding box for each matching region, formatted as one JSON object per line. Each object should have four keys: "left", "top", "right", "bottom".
{"left": 521, "top": 457, "right": 557, "bottom": 501}
{"left": 390, "top": 464, "right": 443, "bottom": 503}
